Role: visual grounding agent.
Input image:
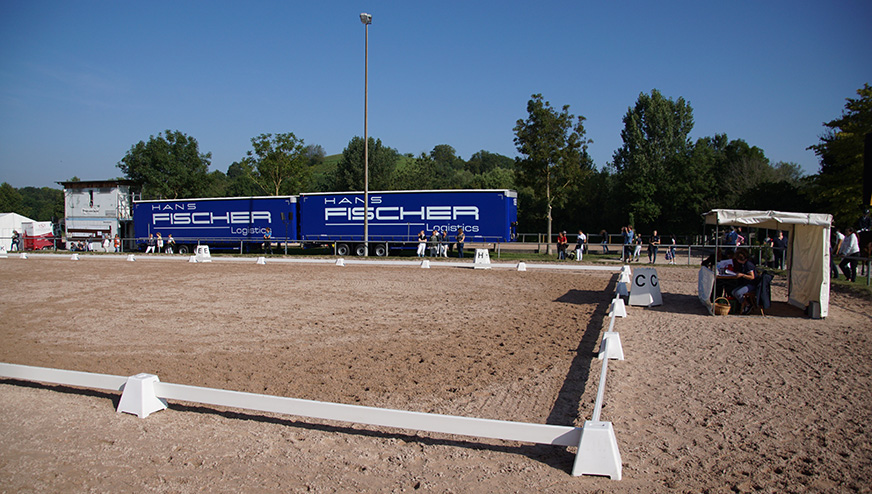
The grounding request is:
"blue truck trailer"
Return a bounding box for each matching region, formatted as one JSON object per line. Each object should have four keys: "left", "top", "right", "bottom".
{"left": 133, "top": 196, "right": 298, "bottom": 253}
{"left": 297, "top": 189, "right": 518, "bottom": 256}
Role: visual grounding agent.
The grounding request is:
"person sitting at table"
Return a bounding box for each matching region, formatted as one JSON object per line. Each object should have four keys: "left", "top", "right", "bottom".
{"left": 702, "top": 248, "right": 730, "bottom": 269}
{"left": 731, "top": 248, "right": 758, "bottom": 315}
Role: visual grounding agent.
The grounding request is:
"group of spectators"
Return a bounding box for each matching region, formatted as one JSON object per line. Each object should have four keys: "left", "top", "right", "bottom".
{"left": 143, "top": 233, "right": 176, "bottom": 254}
{"left": 554, "top": 227, "right": 678, "bottom": 264}
{"left": 831, "top": 209, "right": 870, "bottom": 283}
{"left": 416, "top": 228, "right": 466, "bottom": 258}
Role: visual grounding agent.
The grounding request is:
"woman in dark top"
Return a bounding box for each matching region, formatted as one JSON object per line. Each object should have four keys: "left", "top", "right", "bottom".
{"left": 731, "top": 248, "right": 757, "bottom": 314}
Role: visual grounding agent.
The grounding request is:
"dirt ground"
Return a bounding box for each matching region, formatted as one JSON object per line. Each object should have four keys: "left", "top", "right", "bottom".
{"left": 0, "top": 254, "right": 870, "bottom": 493}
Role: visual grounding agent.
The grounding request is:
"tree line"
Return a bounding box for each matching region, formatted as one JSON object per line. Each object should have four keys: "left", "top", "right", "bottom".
{"left": 3, "top": 84, "right": 869, "bottom": 235}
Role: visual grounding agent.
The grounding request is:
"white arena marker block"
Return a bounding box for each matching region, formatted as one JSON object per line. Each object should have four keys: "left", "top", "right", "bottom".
{"left": 473, "top": 248, "right": 491, "bottom": 269}
{"left": 189, "top": 255, "right": 198, "bottom": 263}
{"left": 117, "top": 373, "right": 168, "bottom": 419}
{"left": 628, "top": 267, "right": 662, "bottom": 307}
{"left": 126, "top": 254, "right": 136, "bottom": 261}
{"left": 610, "top": 297, "right": 627, "bottom": 318}
{"left": 19, "top": 252, "right": 28, "bottom": 260}
{"left": 598, "top": 332, "right": 624, "bottom": 360}
{"left": 70, "top": 253, "right": 79, "bottom": 261}
{"left": 420, "top": 259, "right": 430, "bottom": 269}
{"left": 0, "top": 246, "right": 7, "bottom": 258}
{"left": 517, "top": 261, "right": 527, "bottom": 271}
{"left": 336, "top": 258, "right": 346, "bottom": 267}
{"left": 256, "top": 256, "right": 266, "bottom": 265}
{"left": 572, "top": 421, "right": 622, "bottom": 479}
{"left": 195, "top": 245, "right": 212, "bottom": 262}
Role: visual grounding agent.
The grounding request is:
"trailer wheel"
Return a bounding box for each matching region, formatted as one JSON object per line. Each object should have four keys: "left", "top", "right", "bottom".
{"left": 354, "top": 244, "right": 368, "bottom": 257}
{"left": 336, "top": 243, "right": 350, "bottom": 256}
{"left": 373, "top": 243, "right": 388, "bottom": 257}
{"left": 178, "top": 245, "right": 190, "bottom": 255}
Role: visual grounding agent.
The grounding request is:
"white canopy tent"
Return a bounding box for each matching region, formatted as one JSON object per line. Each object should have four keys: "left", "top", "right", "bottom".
{"left": 0, "top": 212, "right": 35, "bottom": 251}
{"left": 700, "top": 209, "right": 833, "bottom": 317}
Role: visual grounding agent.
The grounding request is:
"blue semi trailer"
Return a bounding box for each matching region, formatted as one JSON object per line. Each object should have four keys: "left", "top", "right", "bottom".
{"left": 297, "top": 189, "right": 518, "bottom": 256}
{"left": 132, "top": 189, "right": 517, "bottom": 256}
{"left": 133, "top": 196, "right": 298, "bottom": 253}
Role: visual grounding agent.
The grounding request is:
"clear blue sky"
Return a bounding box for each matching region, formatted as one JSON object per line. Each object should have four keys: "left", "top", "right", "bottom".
{"left": 1, "top": 0, "right": 870, "bottom": 188}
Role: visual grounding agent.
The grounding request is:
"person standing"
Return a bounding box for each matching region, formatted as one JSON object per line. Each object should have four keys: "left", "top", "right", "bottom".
{"left": 11, "top": 230, "right": 20, "bottom": 251}
{"left": 456, "top": 227, "right": 465, "bottom": 258}
{"left": 113, "top": 234, "right": 121, "bottom": 253}
{"left": 557, "top": 231, "right": 568, "bottom": 260}
{"left": 600, "top": 229, "right": 609, "bottom": 254}
{"left": 166, "top": 234, "right": 176, "bottom": 254}
{"left": 156, "top": 232, "right": 164, "bottom": 253}
{"left": 838, "top": 227, "right": 860, "bottom": 282}
{"left": 623, "top": 226, "right": 634, "bottom": 263}
{"left": 832, "top": 228, "right": 845, "bottom": 279}
{"left": 647, "top": 230, "right": 660, "bottom": 264}
{"left": 262, "top": 228, "right": 273, "bottom": 254}
{"left": 771, "top": 230, "right": 787, "bottom": 270}
{"left": 667, "top": 233, "right": 677, "bottom": 264}
{"left": 575, "top": 230, "right": 586, "bottom": 260}
{"left": 416, "top": 230, "right": 427, "bottom": 257}
{"left": 145, "top": 234, "right": 156, "bottom": 254}
{"left": 632, "top": 232, "right": 642, "bottom": 262}
{"left": 429, "top": 229, "right": 439, "bottom": 257}
{"left": 102, "top": 234, "right": 110, "bottom": 252}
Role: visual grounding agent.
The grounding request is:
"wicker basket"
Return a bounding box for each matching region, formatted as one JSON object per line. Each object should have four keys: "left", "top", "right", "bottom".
{"left": 714, "top": 297, "right": 731, "bottom": 316}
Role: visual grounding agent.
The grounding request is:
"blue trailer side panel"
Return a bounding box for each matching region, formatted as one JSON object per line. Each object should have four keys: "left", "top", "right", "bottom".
{"left": 298, "top": 190, "right": 517, "bottom": 243}
{"left": 133, "top": 196, "right": 297, "bottom": 250}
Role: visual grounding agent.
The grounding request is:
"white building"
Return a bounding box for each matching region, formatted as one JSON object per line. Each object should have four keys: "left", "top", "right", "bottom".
{"left": 59, "top": 180, "right": 136, "bottom": 250}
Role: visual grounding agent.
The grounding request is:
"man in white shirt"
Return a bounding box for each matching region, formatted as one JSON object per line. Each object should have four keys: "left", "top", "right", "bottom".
{"left": 838, "top": 227, "right": 860, "bottom": 282}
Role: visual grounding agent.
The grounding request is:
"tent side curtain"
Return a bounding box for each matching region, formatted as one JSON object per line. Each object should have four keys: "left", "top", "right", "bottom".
{"left": 703, "top": 210, "right": 832, "bottom": 229}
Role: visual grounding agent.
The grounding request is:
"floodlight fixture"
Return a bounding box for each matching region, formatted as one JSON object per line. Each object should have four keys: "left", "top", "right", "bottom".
{"left": 360, "top": 13, "right": 372, "bottom": 25}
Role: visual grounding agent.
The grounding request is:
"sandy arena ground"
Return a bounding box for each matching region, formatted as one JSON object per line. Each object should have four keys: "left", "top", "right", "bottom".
{"left": 0, "top": 254, "right": 870, "bottom": 493}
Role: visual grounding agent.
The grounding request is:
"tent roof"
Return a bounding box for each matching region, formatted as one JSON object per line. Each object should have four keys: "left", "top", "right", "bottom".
{"left": 0, "top": 212, "right": 36, "bottom": 226}
{"left": 703, "top": 209, "right": 832, "bottom": 229}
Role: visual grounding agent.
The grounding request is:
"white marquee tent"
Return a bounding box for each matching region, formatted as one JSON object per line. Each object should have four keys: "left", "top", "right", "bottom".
{"left": 0, "top": 212, "right": 35, "bottom": 252}
{"left": 700, "top": 209, "right": 833, "bottom": 318}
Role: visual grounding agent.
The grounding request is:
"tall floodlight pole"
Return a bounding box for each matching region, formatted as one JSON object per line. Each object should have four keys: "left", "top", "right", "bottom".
{"left": 360, "top": 12, "right": 372, "bottom": 256}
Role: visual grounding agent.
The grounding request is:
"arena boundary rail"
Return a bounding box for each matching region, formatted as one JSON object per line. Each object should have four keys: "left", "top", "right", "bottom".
{"left": 0, "top": 266, "right": 631, "bottom": 479}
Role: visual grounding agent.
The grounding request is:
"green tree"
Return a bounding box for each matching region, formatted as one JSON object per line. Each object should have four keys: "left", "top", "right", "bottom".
{"left": 808, "top": 83, "right": 872, "bottom": 228}
{"left": 18, "top": 186, "right": 64, "bottom": 221}
{"left": 225, "top": 161, "right": 261, "bottom": 196}
{"left": 613, "top": 89, "right": 695, "bottom": 229}
{"left": 513, "top": 94, "right": 594, "bottom": 253}
{"left": 244, "top": 133, "right": 309, "bottom": 196}
{"left": 304, "top": 144, "right": 326, "bottom": 167}
{"left": 335, "top": 137, "right": 399, "bottom": 191}
{"left": 0, "top": 182, "right": 23, "bottom": 213}
{"left": 466, "top": 150, "right": 515, "bottom": 175}
{"left": 117, "top": 130, "right": 212, "bottom": 199}
{"left": 392, "top": 152, "right": 436, "bottom": 190}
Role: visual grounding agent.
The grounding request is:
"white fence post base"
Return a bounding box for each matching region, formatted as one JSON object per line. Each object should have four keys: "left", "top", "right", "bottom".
{"left": 610, "top": 298, "right": 627, "bottom": 318}
{"left": 126, "top": 254, "right": 136, "bottom": 261}
{"left": 598, "top": 332, "right": 624, "bottom": 360}
{"left": 117, "top": 373, "right": 168, "bottom": 419}
{"left": 420, "top": 259, "right": 430, "bottom": 269}
{"left": 517, "top": 261, "right": 526, "bottom": 271}
{"left": 256, "top": 256, "right": 266, "bottom": 265}
{"left": 572, "top": 420, "right": 622, "bottom": 480}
